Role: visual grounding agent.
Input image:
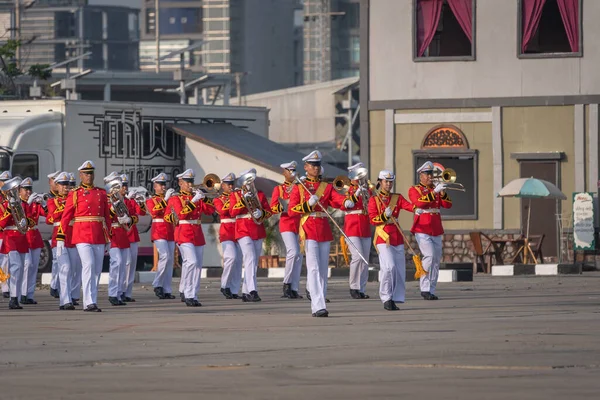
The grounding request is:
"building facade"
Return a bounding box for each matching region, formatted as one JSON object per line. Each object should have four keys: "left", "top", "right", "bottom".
{"left": 361, "top": 0, "right": 599, "bottom": 264}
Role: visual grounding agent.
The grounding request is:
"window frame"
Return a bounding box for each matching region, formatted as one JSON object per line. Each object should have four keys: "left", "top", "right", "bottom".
{"left": 412, "top": 0, "right": 477, "bottom": 62}
{"left": 517, "top": 0, "right": 583, "bottom": 59}
{"left": 11, "top": 153, "right": 40, "bottom": 181}
{"left": 412, "top": 148, "right": 479, "bottom": 220}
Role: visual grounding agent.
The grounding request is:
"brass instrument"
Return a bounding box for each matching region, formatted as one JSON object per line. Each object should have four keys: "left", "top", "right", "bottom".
{"left": 1, "top": 177, "right": 29, "bottom": 234}
{"left": 104, "top": 177, "right": 131, "bottom": 229}
{"left": 237, "top": 170, "right": 265, "bottom": 223}
{"left": 333, "top": 175, "right": 351, "bottom": 195}
{"left": 128, "top": 187, "right": 151, "bottom": 208}
{"left": 333, "top": 166, "right": 371, "bottom": 214}
{"left": 0, "top": 267, "right": 9, "bottom": 283}
{"left": 192, "top": 173, "right": 221, "bottom": 198}
{"left": 169, "top": 204, "right": 179, "bottom": 226}
{"left": 432, "top": 167, "right": 465, "bottom": 191}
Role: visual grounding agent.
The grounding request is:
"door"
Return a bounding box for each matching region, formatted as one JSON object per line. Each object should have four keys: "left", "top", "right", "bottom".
{"left": 519, "top": 161, "right": 559, "bottom": 259}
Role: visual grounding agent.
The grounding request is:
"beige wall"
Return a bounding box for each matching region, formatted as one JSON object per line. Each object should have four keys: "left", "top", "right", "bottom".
{"left": 369, "top": 110, "right": 386, "bottom": 182}
{"left": 502, "top": 106, "right": 575, "bottom": 229}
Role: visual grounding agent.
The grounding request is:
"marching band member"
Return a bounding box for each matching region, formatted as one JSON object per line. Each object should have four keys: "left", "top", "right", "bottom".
{"left": 270, "top": 161, "right": 303, "bottom": 299}
{"left": 229, "top": 168, "right": 272, "bottom": 303}
{"left": 20, "top": 178, "right": 46, "bottom": 305}
{"left": 214, "top": 172, "right": 242, "bottom": 299}
{"left": 104, "top": 172, "right": 131, "bottom": 306}
{"left": 369, "top": 170, "right": 414, "bottom": 310}
{"left": 0, "top": 176, "right": 33, "bottom": 310}
{"left": 289, "top": 150, "right": 347, "bottom": 317}
{"left": 146, "top": 173, "right": 176, "bottom": 300}
{"left": 168, "top": 168, "right": 215, "bottom": 307}
{"left": 47, "top": 171, "right": 61, "bottom": 298}
{"left": 58, "top": 160, "right": 111, "bottom": 312}
{"left": 67, "top": 172, "right": 82, "bottom": 305}
{"left": 0, "top": 170, "right": 11, "bottom": 298}
{"left": 123, "top": 174, "right": 146, "bottom": 303}
{"left": 46, "top": 172, "right": 76, "bottom": 310}
{"left": 342, "top": 162, "right": 372, "bottom": 300}
{"left": 409, "top": 161, "right": 452, "bottom": 300}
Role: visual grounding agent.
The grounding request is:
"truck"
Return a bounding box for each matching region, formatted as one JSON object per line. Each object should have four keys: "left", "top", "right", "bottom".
{"left": 0, "top": 100, "right": 269, "bottom": 272}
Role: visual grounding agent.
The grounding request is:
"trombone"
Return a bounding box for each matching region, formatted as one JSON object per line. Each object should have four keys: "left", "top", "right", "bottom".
{"left": 432, "top": 167, "right": 466, "bottom": 191}
{"left": 189, "top": 173, "right": 222, "bottom": 198}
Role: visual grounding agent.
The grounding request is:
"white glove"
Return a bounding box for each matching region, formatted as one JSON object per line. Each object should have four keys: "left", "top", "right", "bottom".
{"left": 126, "top": 189, "right": 137, "bottom": 199}
{"left": 354, "top": 186, "right": 364, "bottom": 196}
{"left": 434, "top": 183, "right": 447, "bottom": 193}
{"left": 18, "top": 218, "right": 27, "bottom": 230}
{"left": 308, "top": 195, "right": 319, "bottom": 207}
{"left": 252, "top": 209, "right": 263, "bottom": 220}
{"left": 118, "top": 215, "right": 131, "bottom": 225}
{"left": 415, "top": 208, "right": 424, "bottom": 216}
{"left": 165, "top": 188, "right": 175, "bottom": 201}
{"left": 27, "top": 193, "right": 38, "bottom": 205}
{"left": 384, "top": 207, "right": 393, "bottom": 218}
{"left": 56, "top": 240, "right": 66, "bottom": 257}
{"left": 192, "top": 191, "right": 204, "bottom": 203}
{"left": 243, "top": 191, "right": 253, "bottom": 200}
{"left": 344, "top": 199, "right": 355, "bottom": 209}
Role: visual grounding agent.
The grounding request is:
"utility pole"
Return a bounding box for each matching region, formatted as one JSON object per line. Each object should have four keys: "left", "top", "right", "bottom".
{"left": 155, "top": 0, "right": 160, "bottom": 73}
{"left": 14, "top": 0, "right": 20, "bottom": 63}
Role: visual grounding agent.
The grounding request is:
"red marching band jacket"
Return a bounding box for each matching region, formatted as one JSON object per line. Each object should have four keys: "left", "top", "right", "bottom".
{"left": 47, "top": 195, "right": 69, "bottom": 248}
{"left": 58, "top": 183, "right": 112, "bottom": 245}
{"left": 270, "top": 182, "right": 301, "bottom": 234}
{"left": 25, "top": 201, "right": 45, "bottom": 250}
{"left": 229, "top": 189, "right": 271, "bottom": 241}
{"left": 213, "top": 192, "right": 236, "bottom": 243}
{"left": 0, "top": 199, "right": 32, "bottom": 254}
{"left": 145, "top": 194, "right": 175, "bottom": 242}
{"left": 167, "top": 191, "right": 215, "bottom": 246}
{"left": 288, "top": 177, "right": 346, "bottom": 243}
{"left": 368, "top": 190, "right": 415, "bottom": 247}
{"left": 408, "top": 184, "right": 452, "bottom": 237}
{"left": 125, "top": 197, "right": 146, "bottom": 243}
{"left": 340, "top": 184, "right": 371, "bottom": 238}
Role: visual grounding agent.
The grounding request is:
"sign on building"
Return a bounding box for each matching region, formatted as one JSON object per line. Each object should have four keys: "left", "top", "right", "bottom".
{"left": 572, "top": 192, "right": 595, "bottom": 250}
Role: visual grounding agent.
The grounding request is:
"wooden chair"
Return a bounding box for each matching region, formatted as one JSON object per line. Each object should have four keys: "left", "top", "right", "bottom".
{"left": 469, "top": 232, "right": 496, "bottom": 274}
{"left": 528, "top": 234, "right": 545, "bottom": 264}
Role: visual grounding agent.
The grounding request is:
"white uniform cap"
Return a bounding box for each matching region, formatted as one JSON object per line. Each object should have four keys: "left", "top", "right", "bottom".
{"left": 68, "top": 172, "right": 76, "bottom": 183}
{"left": 54, "top": 172, "right": 70, "bottom": 184}
{"left": 378, "top": 170, "right": 395, "bottom": 181}
{"left": 347, "top": 162, "right": 364, "bottom": 172}
{"left": 47, "top": 171, "right": 61, "bottom": 180}
{"left": 221, "top": 172, "right": 236, "bottom": 182}
{"left": 0, "top": 171, "right": 12, "bottom": 181}
{"left": 78, "top": 160, "right": 96, "bottom": 172}
{"left": 176, "top": 168, "right": 195, "bottom": 180}
{"left": 151, "top": 172, "right": 168, "bottom": 183}
{"left": 103, "top": 171, "right": 120, "bottom": 183}
{"left": 280, "top": 161, "right": 297, "bottom": 170}
{"left": 120, "top": 174, "right": 129, "bottom": 185}
{"left": 302, "top": 150, "right": 322, "bottom": 164}
{"left": 239, "top": 168, "right": 257, "bottom": 177}
{"left": 416, "top": 161, "right": 435, "bottom": 173}
{"left": 19, "top": 177, "right": 33, "bottom": 187}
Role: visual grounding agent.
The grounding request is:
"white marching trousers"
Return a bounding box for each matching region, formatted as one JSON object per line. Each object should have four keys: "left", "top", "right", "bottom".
{"left": 109, "top": 247, "right": 127, "bottom": 298}
{"left": 50, "top": 246, "right": 60, "bottom": 290}
{"left": 281, "top": 232, "right": 303, "bottom": 291}
{"left": 68, "top": 247, "right": 82, "bottom": 301}
{"left": 125, "top": 242, "right": 138, "bottom": 297}
{"left": 178, "top": 243, "right": 204, "bottom": 300}
{"left": 76, "top": 243, "right": 105, "bottom": 308}
{"left": 221, "top": 240, "right": 242, "bottom": 294}
{"left": 0, "top": 245, "right": 8, "bottom": 293}
{"left": 8, "top": 251, "right": 26, "bottom": 299}
{"left": 348, "top": 236, "right": 371, "bottom": 292}
{"left": 238, "top": 236, "right": 263, "bottom": 294}
{"left": 376, "top": 244, "right": 406, "bottom": 303}
{"left": 415, "top": 233, "right": 443, "bottom": 294}
{"left": 152, "top": 240, "right": 175, "bottom": 293}
{"left": 22, "top": 247, "right": 41, "bottom": 299}
{"left": 56, "top": 249, "right": 72, "bottom": 306}
{"left": 305, "top": 239, "right": 330, "bottom": 313}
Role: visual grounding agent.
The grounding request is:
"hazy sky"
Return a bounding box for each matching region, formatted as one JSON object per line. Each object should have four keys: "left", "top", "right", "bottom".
{"left": 88, "top": 0, "right": 142, "bottom": 9}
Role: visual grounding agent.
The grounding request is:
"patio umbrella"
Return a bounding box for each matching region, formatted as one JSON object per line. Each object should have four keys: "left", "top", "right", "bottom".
{"left": 497, "top": 177, "right": 566, "bottom": 263}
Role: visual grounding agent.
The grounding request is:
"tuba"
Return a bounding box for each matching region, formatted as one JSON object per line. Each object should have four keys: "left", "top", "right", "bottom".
{"left": 104, "top": 177, "right": 131, "bottom": 228}
{"left": 432, "top": 166, "right": 466, "bottom": 191}
{"left": 192, "top": 173, "right": 221, "bottom": 198}
{"left": 1, "top": 177, "right": 29, "bottom": 234}
{"left": 237, "top": 170, "right": 265, "bottom": 223}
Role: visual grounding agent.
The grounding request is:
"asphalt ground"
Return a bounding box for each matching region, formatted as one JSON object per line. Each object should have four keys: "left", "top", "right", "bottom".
{"left": 1, "top": 273, "right": 599, "bottom": 400}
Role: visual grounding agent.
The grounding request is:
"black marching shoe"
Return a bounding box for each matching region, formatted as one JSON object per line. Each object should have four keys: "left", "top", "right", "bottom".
{"left": 8, "top": 297, "right": 22, "bottom": 309}
{"left": 84, "top": 304, "right": 102, "bottom": 312}
{"left": 2, "top": 292, "right": 9, "bottom": 298}
{"left": 241, "top": 293, "right": 250, "bottom": 302}
{"left": 154, "top": 287, "right": 166, "bottom": 299}
{"left": 250, "top": 291, "right": 262, "bottom": 302}
{"left": 290, "top": 290, "right": 303, "bottom": 299}
{"left": 59, "top": 303, "right": 76, "bottom": 310}
{"left": 349, "top": 289, "right": 361, "bottom": 299}
{"left": 49, "top": 288, "right": 59, "bottom": 298}
{"left": 220, "top": 288, "right": 232, "bottom": 299}
{"left": 124, "top": 297, "right": 135, "bottom": 303}
{"left": 163, "top": 293, "right": 176, "bottom": 299}
{"left": 359, "top": 292, "right": 370, "bottom": 299}
{"left": 24, "top": 298, "right": 37, "bottom": 305}
{"left": 20, "top": 295, "right": 27, "bottom": 303}
{"left": 230, "top": 293, "right": 240, "bottom": 299}
{"left": 109, "top": 296, "right": 124, "bottom": 306}
{"left": 72, "top": 299, "right": 80, "bottom": 306}
{"left": 180, "top": 293, "right": 185, "bottom": 302}
{"left": 312, "top": 309, "right": 329, "bottom": 317}
{"left": 185, "top": 298, "right": 202, "bottom": 307}
{"left": 281, "top": 283, "right": 292, "bottom": 298}
{"left": 421, "top": 291, "right": 433, "bottom": 300}
{"left": 305, "top": 290, "right": 311, "bottom": 300}
{"left": 429, "top": 293, "right": 439, "bottom": 300}
{"left": 383, "top": 300, "right": 400, "bottom": 311}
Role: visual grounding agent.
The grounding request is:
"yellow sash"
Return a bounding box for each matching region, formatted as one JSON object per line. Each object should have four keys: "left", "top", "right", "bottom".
{"left": 373, "top": 194, "right": 399, "bottom": 252}
{"left": 299, "top": 181, "right": 328, "bottom": 251}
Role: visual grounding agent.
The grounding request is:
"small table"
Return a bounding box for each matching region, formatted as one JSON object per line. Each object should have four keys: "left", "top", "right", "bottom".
{"left": 491, "top": 237, "right": 526, "bottom": 264}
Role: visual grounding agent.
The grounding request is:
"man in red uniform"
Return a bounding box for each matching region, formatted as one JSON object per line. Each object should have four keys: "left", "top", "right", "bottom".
{"left": 214, "top": 172, "right": 242, "bottom": 299}
{"left": 229, "top": 168, "right": 272, "bottom": 302}
{"left": 168, "top": 168, "right": 215, "bottom": 307}
{"left": 122, "top": 174, "right": 146, "bottom": 303}
{"left": 270, "top": 161, "right": 303, "bottom": 299}
{"left": 20, "top": 177, "right": 46, "bottom": 305}
{"left": 408, "top": 161, "right": 452, "bottom": 300}
{"left": 0, "top": 170, "right": 12, "bottom": 298}
{"left": 58, "top": 160, "right": 112, "bottom": 312}
{"left": 289, "top": 150, "right": 347, "bottom": 317}
{"left": 369, "top": 170, "right": 415, "bottom": 310}
{"left": 342, "top": 162, "right": 372, "bottom": 300}
{"left": 0, "top": 176, "right": 32, "bottom": 309}
{"left": 146, "top": 172, "right": 176, "bottom": 300}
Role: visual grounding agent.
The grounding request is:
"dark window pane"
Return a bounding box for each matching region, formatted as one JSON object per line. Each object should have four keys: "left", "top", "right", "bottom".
{"left": 12, "top": 154, "right": 39, "bottom": 181}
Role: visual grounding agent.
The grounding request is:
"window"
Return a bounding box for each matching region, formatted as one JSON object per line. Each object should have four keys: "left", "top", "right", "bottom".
{"left": 412, "top": 126, "right": 477, "bottom": 219}
{"left": 519, "top": 0, "right": 581, "bottom": 57}
{"left": 12, "top": 154, "right": 39, "bottom": 181}
{"left": 414, "top": 0, "right": 475, "bottom": 61}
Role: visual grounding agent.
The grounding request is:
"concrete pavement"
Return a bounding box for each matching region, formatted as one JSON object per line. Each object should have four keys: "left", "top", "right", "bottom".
{"left": 0, "top": 273, "right": 599, "bottom": 399}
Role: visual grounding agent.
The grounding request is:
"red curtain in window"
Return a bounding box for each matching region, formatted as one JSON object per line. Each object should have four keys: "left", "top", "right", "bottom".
{"left": 417, "top": 0, "right": 443, "bottom": 57}
{"left": 556, "top": 0, "right": 580, "bottom": 52}
{"left": 447, "top": 0, "right": 473, "bottom": 43}
{"left": 521, "top": 0, "right": 547, "bottom": 53}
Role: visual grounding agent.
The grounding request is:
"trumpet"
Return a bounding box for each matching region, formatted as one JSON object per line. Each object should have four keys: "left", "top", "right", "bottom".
{"left": 333, "top": 165, "right": 371, "bottom": 214}
{"left": 192, "top": 173, "right": 221, "bottom": 198}
{"left": 432, "top": 167, "right": 466, "bottom": 191}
